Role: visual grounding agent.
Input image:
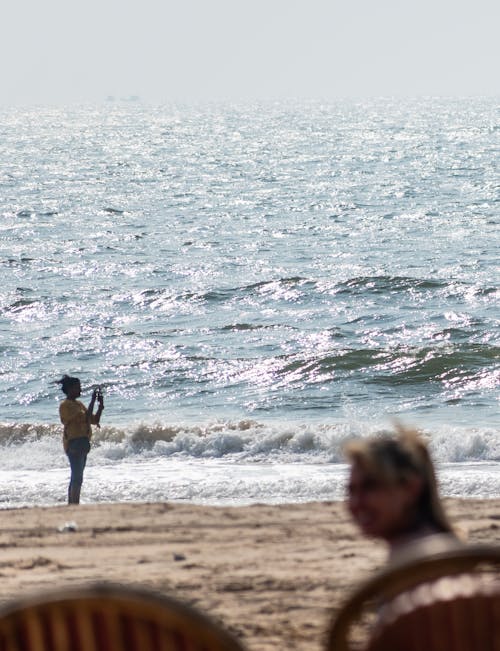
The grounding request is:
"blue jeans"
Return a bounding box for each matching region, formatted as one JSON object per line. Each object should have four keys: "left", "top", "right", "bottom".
{"left": 66, "top": 437, "right": 90, "bottom": 504}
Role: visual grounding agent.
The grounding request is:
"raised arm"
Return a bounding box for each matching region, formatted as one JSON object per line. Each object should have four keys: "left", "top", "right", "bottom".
{"left": 87, "top": 388, "right": 104, "bottom": 427}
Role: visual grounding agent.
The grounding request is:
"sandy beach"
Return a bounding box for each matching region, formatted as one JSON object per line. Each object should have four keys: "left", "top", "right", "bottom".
{"left": 0, "top": 499, "right": 499, "bottom": 651}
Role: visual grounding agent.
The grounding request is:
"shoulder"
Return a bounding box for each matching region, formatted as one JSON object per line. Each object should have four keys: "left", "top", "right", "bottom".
{"left": 59, "top": 399, "right": 85, "bottom": 418}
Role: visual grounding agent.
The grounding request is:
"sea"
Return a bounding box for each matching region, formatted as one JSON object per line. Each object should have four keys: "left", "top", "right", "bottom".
{"left": 0, "top": 97, "right": 498, "bottom": 508}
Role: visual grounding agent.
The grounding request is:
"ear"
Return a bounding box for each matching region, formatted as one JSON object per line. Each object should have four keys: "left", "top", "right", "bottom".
{"left": 404, "top": 474, "right": 424, "bottom": 504}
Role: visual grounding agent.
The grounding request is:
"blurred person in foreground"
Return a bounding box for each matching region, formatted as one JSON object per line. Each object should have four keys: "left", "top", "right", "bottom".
{"left": 57, "top": 375, "right": 104, "bottom": 504}
{"left": 345, "top": 426, "right": 456, "bottom": 562}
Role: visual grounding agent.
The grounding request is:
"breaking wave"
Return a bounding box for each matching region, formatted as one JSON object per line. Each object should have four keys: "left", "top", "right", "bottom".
{"left": 1, "top": 419, "right": 499, "bottom": 470}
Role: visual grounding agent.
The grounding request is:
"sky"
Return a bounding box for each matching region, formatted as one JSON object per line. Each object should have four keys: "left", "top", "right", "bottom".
{"left": 1, "top": 0, "right": 499, "bottom": 104}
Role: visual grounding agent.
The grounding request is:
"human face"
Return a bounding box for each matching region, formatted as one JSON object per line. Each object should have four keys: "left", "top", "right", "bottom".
{"left": 347, "top": 461, "right": 420, "bottom": 543}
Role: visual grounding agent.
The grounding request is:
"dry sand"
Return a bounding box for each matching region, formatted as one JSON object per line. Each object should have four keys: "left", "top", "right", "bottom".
{"left": 0, "top": 499, "right": 499, "bottom": 651}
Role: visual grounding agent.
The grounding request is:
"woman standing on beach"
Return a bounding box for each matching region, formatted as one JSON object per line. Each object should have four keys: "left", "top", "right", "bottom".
{"left": 345, "top": 427, "right": 455, "bottom": 560}
{"left": 57, "top": 375, "right": 104, "bottom": 504}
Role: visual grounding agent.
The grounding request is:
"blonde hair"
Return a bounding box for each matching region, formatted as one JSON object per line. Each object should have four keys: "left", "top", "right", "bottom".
{"left": 345, "top": 425, "right": 454, "bottom": 535}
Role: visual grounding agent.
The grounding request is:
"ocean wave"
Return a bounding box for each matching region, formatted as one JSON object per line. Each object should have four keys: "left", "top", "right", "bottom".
{"left": 132, "top": 277, "right": 314, "bottom": 308}
{"left": 0, "top": 422, "right": 58, "bottom": 445}
{"left": 1, "top": 420, "right": 499, "bottom": 467}
{"left": 335, "top": 275, "right": 447, "bottom": 295}
{"left": 123, "top": 274, "right": 496, "bottom": 315}
{"left": 275, "top": 342, "right": 499, "bottom": 386}
{"left": 366, "top": 343, "right": 500, "bottom": 385}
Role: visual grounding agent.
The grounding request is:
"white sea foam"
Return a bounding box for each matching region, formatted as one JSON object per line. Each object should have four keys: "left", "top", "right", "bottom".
{"left": 2, "top": 419, "right": 500, "bottom": 468}
{"left": 1, "top": 419, "right": 499, "bottom": 508}
{"left": 3, "top": 456, "right": 500, "bottom": 509}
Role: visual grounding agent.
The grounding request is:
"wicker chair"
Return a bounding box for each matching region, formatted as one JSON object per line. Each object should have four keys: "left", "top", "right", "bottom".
{"left": 0, "top": 582, "right": 245, "bottom": 651}
{"left": 326, "top": 536, "right": 500, "bottom": 651}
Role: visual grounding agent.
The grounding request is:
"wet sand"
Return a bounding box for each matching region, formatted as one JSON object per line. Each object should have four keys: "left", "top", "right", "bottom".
{"left": 0, "top": 499, "right": 499, "bottom": 651}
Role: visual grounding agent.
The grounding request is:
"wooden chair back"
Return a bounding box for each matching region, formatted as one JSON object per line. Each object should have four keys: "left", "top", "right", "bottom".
{"left": 326, "top": 536, "right": 500, "bottom": 651}
{"left": 0, "top": 582, "right": 245, "bottom": 651}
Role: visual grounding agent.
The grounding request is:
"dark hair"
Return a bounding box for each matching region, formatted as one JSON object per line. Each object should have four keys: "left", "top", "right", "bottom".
{"left": 57, "top": 375, "right": 80, "bottom": 396}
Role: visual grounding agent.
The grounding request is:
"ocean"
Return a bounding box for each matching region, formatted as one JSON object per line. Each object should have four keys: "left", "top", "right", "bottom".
{"left": 1, "top": 97, "right": 498, "bottom": 508}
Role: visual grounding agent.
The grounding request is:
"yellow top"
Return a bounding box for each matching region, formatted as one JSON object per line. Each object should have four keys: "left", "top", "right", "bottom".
{"left": 59, "top": 399, "right": 97, "bottom": 451}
